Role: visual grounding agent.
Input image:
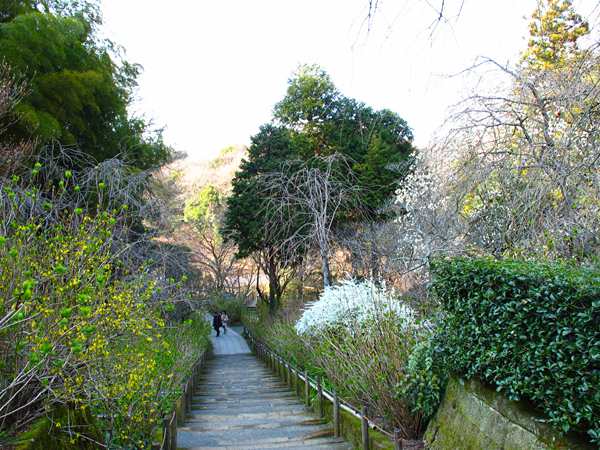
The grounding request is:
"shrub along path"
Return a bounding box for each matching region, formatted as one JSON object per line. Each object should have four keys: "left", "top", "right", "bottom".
{"left": 177, "top": 326, "right": 353, "bottom": 449}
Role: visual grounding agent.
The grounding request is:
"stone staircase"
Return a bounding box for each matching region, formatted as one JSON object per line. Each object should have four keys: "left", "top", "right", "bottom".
{"left": 177, "top": 353, "right": 354, "bottom": 449}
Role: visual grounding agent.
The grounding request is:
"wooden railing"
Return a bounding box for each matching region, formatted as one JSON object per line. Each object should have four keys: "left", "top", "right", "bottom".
{"left": 150, "top": 350, "right": 209, "bottom": 450}
{"left": 246, "top": 332, "right": 405, "bottom": 450}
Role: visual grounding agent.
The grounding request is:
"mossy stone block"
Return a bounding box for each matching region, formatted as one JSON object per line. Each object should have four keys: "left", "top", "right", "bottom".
{"left": 424, "top": 372, "right": 595, "bottom": 450}
{"left": 16, "top": 403, "right": 104, "bottom": 450}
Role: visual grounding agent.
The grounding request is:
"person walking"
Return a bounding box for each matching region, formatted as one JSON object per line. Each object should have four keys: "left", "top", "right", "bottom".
{"left": 221, "top": 310, "right": 229, "bottom": 334}
{"left": 213, "top": 311, "right": 222, "bottom": 336}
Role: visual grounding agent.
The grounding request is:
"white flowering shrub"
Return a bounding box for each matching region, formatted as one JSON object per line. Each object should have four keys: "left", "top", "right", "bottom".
{"left": 295, "top": 279, "right": 418, "bottom": 335}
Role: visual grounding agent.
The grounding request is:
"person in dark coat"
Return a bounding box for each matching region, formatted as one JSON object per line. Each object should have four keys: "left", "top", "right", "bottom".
{"left": 213, "top": 311, "right": 222, "bottom": 336}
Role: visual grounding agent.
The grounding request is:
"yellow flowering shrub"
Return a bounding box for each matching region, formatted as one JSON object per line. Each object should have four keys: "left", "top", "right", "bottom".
{"left": 0, "top": 171, "right": 211, "bottom": 449}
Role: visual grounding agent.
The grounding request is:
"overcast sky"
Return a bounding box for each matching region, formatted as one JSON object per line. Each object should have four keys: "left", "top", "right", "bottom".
{"left": 99, "top": 0, "right": 599, "bottom": 160}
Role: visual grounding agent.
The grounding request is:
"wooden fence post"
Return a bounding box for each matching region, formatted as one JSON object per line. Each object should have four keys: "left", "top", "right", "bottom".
{"left": 333, "top": 389, "right": 340, "bottom": 438}
{"left": 180, "top": 383, "right": 186, "bottom": 426}
{"left": 294, "top": 366, "right": 299, "bottom": 396}
{"left": 305, "top": 370, "right": 310, "bottom": 407}
{"left": 361, "top": 403, "right": 369, "bottom": 450}
{"left": 316, "top": 376, "right": 323, "bottom": 417}
{"left": 162, "top": 416, "right": 170, "bottom": 450}
{"left": 188, "top": 377, "right": 193, "bottom": 414}
{"left": 394, "top": 428, "right": 403, "bottom": 450}
{"left": 171, "top": 404, "right": 177, "bottom": 450}
{"left": 288, "top": 361, "right": 292, "bottom": 388}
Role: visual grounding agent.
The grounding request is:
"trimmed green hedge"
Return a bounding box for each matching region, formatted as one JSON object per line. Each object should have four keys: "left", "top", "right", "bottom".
{"left": 431, "top": 257, "right": 600, "bottom": 443}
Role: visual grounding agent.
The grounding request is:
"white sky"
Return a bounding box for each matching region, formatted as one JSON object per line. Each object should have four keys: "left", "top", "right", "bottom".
{"left": 99, "top": 0, "right": 599, "bottom": 160}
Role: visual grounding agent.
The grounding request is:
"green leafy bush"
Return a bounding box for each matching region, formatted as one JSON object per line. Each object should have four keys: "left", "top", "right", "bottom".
{"left": 208, "top": 292, "right": 246, "bottom": 325}
{"left": 431, "top": 257, "right": 600, "bottom": 442}
{"left": 394, "top": 330, "right": 448, "bottom": 422}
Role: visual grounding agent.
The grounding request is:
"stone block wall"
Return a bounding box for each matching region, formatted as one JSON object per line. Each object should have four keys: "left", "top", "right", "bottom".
{"left": 424, "top": 372, "right": 595, "bottom": 450}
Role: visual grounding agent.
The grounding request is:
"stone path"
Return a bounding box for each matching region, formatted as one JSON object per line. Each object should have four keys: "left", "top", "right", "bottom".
{"left": 210, "top": 325, "right": 252, "bottom": 355}
{"left": 177, "top": 327, "right": 354, "bottom": 449}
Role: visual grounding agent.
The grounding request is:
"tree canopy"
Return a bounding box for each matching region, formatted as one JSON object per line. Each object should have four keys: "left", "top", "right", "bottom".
{"left": 521, "top": 0, "right": 589, "bottom": 69}
{"left": 223, "top": 65, "right": 415, "bottom": 299}
{"left": 274, "top": 64, "right": 414, "bottom": 220}
{"left": 0, "top": 0, "right": 171, "bottom": 169}
{"left": 222, "top": 123, "right": 302, "bottom": 312}
{"left": 223, "top": 124, "right": 299, "bottom": 259}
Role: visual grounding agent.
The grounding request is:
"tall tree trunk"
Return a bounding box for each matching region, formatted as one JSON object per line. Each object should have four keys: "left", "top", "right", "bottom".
{"left": 370, "top": 222, "right": 380, "bottom": 285}
{"left": 268, "top": 252, "right": 277, "bottom": 315}
{"left": 322, "top": 252, "right": 332, "bottom": 287}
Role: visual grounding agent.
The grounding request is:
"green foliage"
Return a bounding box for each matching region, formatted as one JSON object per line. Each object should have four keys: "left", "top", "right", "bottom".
{"left": 0, "top": 4, "right": 171, "bottom": 169}
{"left": 521, "top": 0, "right": 589, "bottom": 69}
{"left": 184, "top": 184, "right": 224, "bottom": 233}
{"left": 0, "top": 164, "right": 211, "bottom": 447}
{"left": 219, "top": 145, "right": 236, "bottom": 154}
{"left": 431, "top": 257, "right": 600, "bottom": 442}
{"left": 208, "top": 145, "right": 237, "bottom": 168}
{"left": 394, "top": 331, "right": 449, "bottom": 422}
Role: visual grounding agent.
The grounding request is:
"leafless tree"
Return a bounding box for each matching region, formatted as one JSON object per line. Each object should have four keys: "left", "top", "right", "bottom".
{"left": 260, "top": 154, "right": 362, "bottom": 287}
{"left": 437, "top": 47, "right": 600, "bottom": 262}
{"left": 0, "top": 60, "right": 35, "bottom": 177}
{"left": 336, "top": 151, "right": 465, "bottom": 309}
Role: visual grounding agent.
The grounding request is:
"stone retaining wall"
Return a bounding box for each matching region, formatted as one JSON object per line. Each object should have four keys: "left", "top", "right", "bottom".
{"left": 424, "top": 372, "right": 595, "bottom": 450}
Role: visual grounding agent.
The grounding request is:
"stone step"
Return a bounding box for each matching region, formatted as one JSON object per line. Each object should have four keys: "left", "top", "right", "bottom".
{"left": 191, "top": 401, "right": 306, "bottom": 414}
{"left": 179, "top": 434, "right": 351, "bottom": 449}
{"left": 177, "top": 350, "right": 353, "bottom": 450}
{"left": 177, "top": 424, "right": 341, "bottom": 448}
{"left": 186, "top": 409, "right": 313, "bottom": 422}
{"left": 179, "top": 435, "right": 349, "bottom": 450}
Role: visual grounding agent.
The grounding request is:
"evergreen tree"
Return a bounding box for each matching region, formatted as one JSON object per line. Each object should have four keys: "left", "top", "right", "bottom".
{"left": 0, "top": 1, "right": 171, "bottom": 169}
{"left": 521, "top": 0, "right": 589, "bottom": 69}
{"left": 274, "top": 64, "right": 414, "bottom": 220}
{"left": 222, "top": 124, "right": 301, "bottom": 313}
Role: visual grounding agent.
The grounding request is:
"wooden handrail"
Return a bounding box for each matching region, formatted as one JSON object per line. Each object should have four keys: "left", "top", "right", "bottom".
{"left": 246, "top": 332, "right": 405, "bottom": 449}
{"left": 152, "top": 350, "right": 208, "bottom": 450}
